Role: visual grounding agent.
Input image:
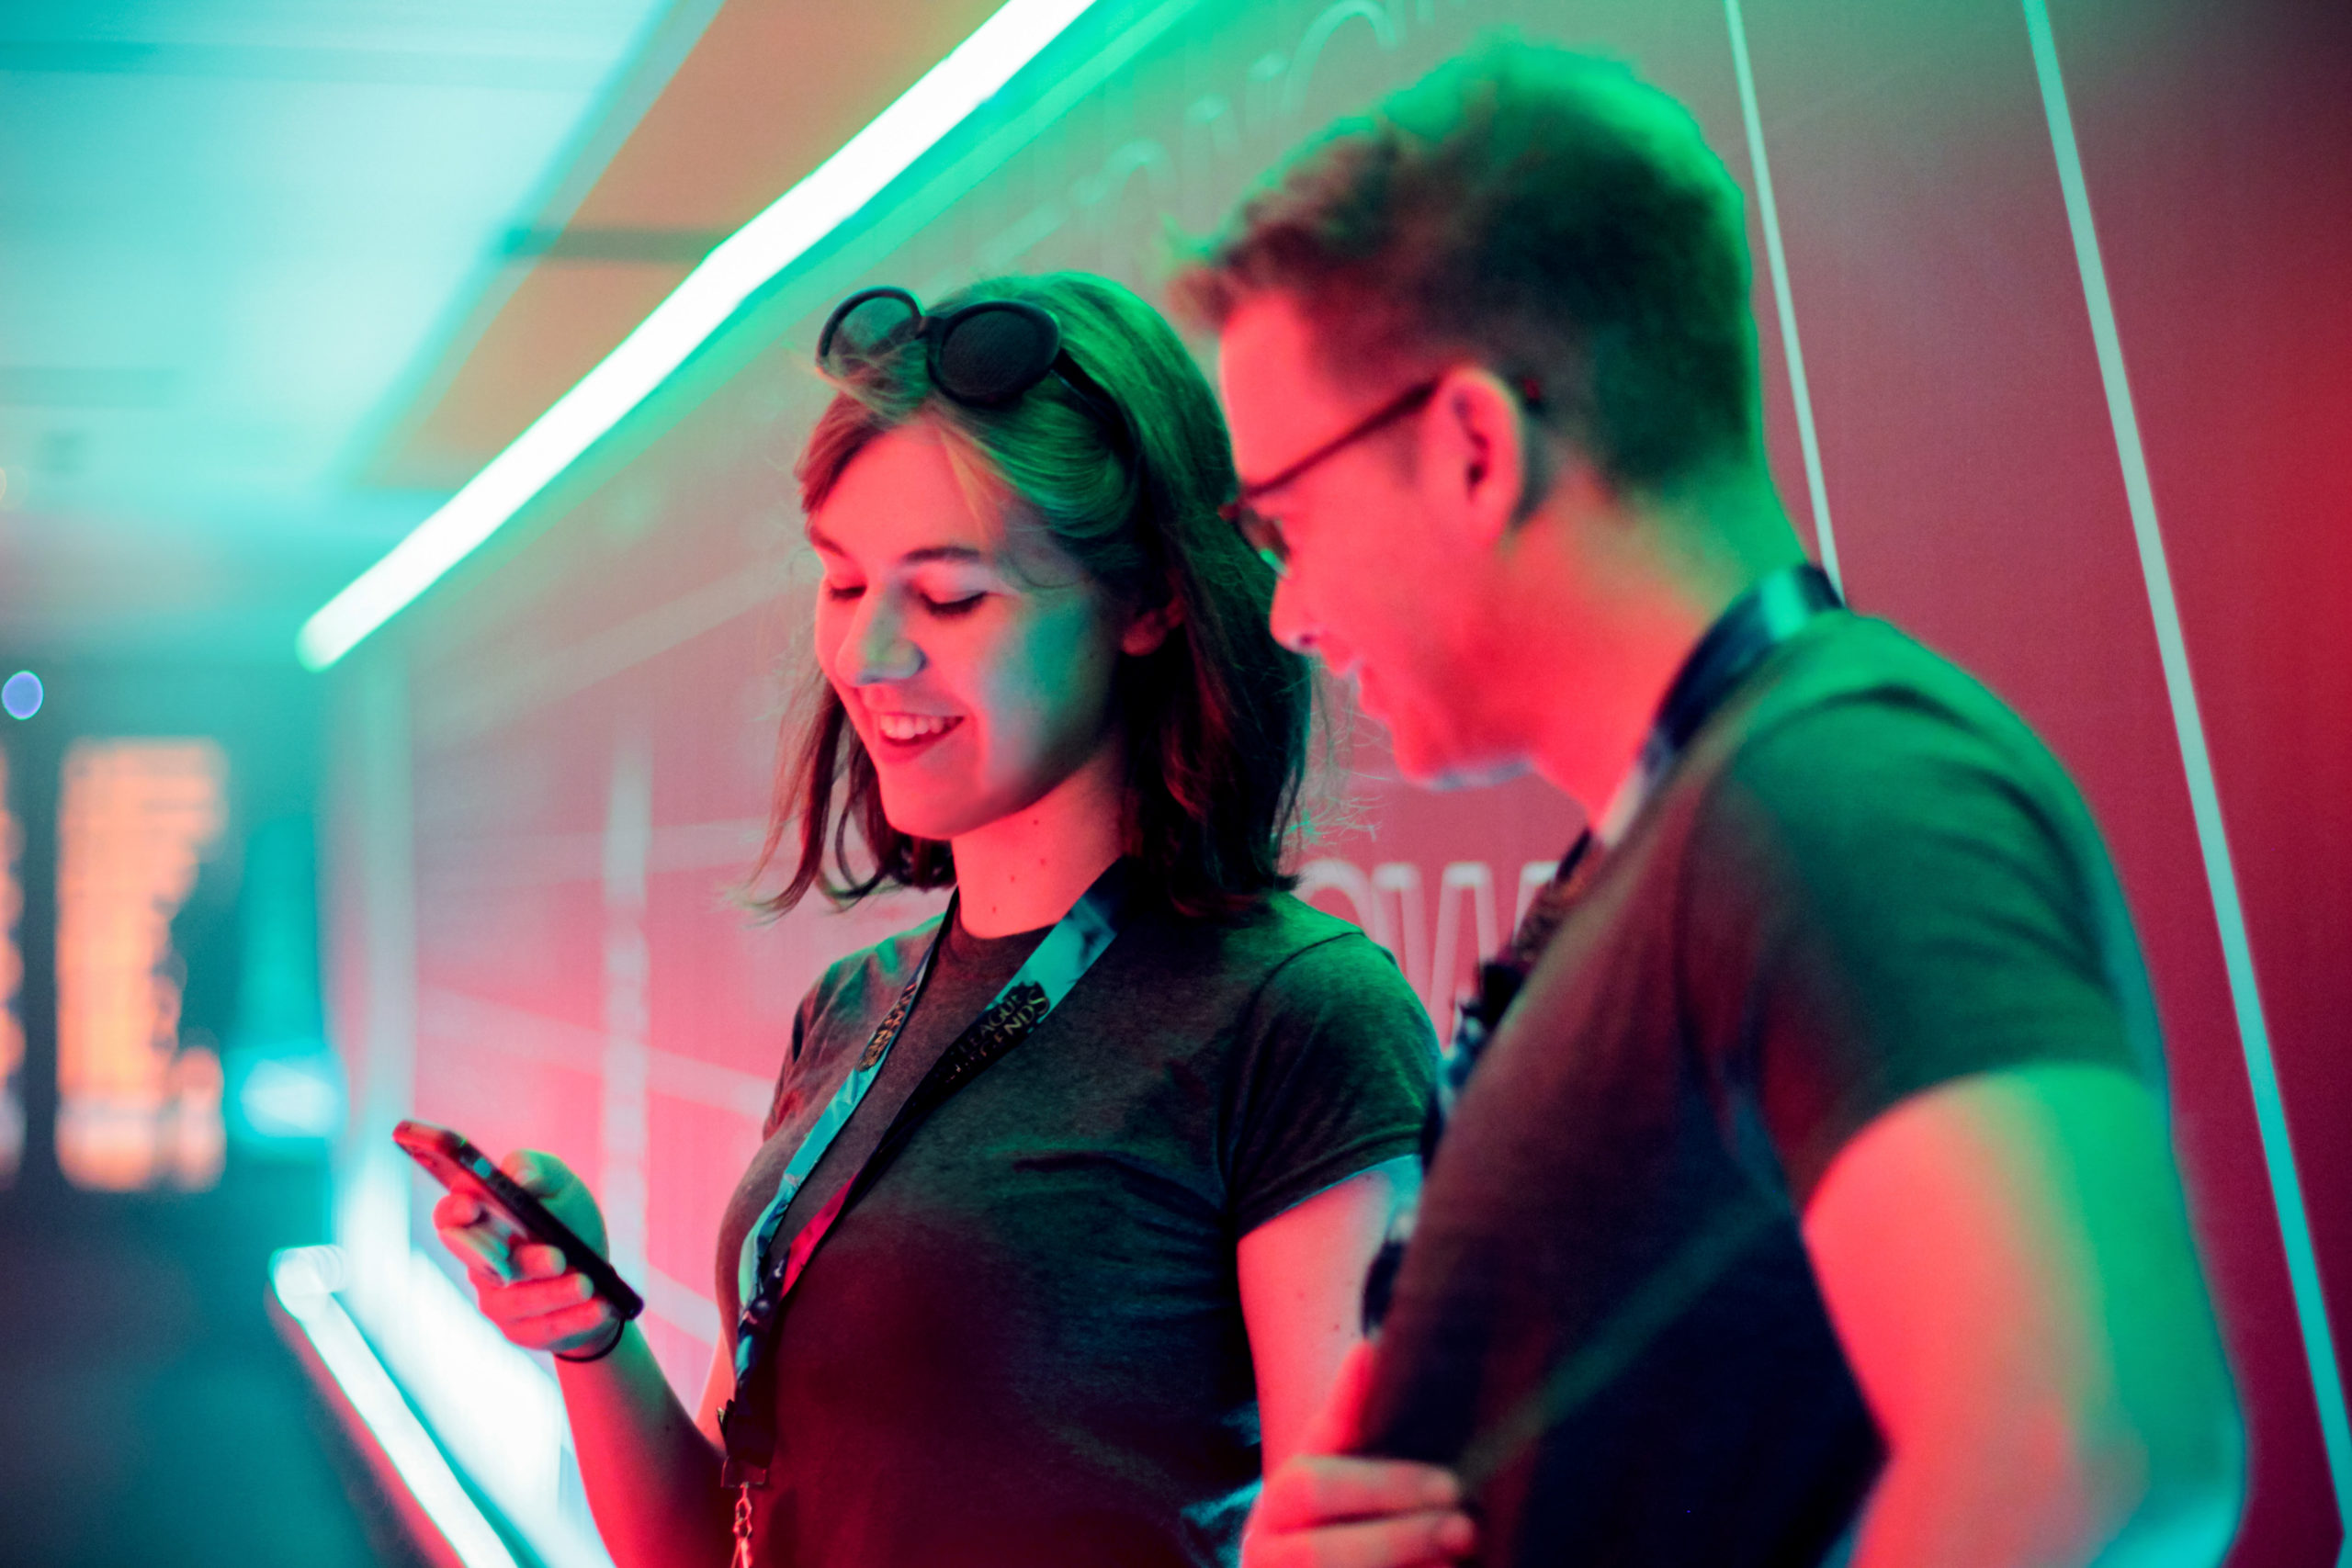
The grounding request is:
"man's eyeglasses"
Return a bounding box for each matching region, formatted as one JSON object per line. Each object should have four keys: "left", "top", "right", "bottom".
{"left": 1217, "top": 380, "right": 1439, "bottom": 575}
{"left": 817, "top": 286, "right": 1131, "bottom": 452}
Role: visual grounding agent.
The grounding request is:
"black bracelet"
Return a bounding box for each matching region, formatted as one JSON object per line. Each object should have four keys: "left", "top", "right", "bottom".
{"left": 554, "top": 1317, "right": 628, "bottom": 1365}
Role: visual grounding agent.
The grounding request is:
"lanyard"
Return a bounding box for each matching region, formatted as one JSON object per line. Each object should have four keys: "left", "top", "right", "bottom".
{"left": 1365, "top": 564, "right": 1841, "bottom": 1331}
{"left": 1598, "top": 563, "right": 1844, "bottom": 844}
{"left": 1493, "top": 561, "right": 1838, "bottom": 1031}
{"left": 718, "top": 862, "right": 1127, "bottom": 1496}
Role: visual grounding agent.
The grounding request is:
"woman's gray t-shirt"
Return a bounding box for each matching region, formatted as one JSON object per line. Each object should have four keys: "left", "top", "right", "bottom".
{"left": 716, "top": 891, "right": 1437, "bottom": 1567}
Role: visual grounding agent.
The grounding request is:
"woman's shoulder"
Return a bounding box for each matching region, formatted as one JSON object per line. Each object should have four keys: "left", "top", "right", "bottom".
{"left": 763, "top": 913, "right": 946, "bottom": 1136}
{"left": 796, "top": 912, "right": 947, "bottom": 1052}
{"left": 1140, "top": 890, "right": 1422, "bottom": 1013}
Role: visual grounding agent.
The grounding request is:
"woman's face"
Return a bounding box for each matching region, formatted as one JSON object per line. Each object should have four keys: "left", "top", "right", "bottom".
{"left": 808, "top": 423, "right": 1132, "bottom": 844}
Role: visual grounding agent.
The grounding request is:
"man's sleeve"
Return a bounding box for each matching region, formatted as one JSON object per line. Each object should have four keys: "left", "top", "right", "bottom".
{"left": 1225, "top": 931, "right": 1440, "bottom": 1235}
{"left": 1681, "top": 693, "right": 2150, "bottom": 1206}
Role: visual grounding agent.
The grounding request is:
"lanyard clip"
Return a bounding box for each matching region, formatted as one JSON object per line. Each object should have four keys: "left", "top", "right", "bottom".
{"left": 717, "top": 1402, "right": 772, "bottom": 1491}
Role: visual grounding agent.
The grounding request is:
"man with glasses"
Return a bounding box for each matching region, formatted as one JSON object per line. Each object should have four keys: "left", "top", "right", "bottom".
{"left": 1178, "top": 40, "right": 2241, "bottom": 1568}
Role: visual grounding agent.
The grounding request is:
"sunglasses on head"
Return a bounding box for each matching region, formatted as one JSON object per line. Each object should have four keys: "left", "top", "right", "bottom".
{"left": 816, "top": 286, "right": 1133, "bottom": 453}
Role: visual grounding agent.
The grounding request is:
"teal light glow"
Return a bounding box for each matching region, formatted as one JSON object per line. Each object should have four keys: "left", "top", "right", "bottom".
{"left": 297, "top": 0, "right": 1104, "bottom": 671}
{"left": 1723, "top": 0, "right": 1840, "bottom": 593}
{"left": 270, "top": 1247, "right": 520, "bottom": 1568}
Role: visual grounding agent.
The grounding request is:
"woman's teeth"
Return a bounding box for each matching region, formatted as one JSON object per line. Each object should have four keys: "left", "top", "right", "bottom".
{"left": 875, "top": 713, "right": 957, "bottom": 742}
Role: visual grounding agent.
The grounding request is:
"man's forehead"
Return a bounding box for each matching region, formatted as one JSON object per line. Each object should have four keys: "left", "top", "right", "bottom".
{"left": 1216, "top": 292, "right": 1351, "bottom": 474}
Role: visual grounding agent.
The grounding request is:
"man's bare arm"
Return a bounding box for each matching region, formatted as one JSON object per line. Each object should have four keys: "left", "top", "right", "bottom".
{"left": 1805, "top": 1064, "right": 2243, "bottom": 1567}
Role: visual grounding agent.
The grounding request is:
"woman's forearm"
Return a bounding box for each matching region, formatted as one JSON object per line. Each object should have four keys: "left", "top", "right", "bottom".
{"left": 556, "top": 1325, "right": 735, "bottom": 1568}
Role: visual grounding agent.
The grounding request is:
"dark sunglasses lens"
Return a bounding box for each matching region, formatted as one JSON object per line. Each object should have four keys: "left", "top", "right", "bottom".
{"left": 935, "top": 305, "right": 1059, "bottom": 406}
{"left": 823, "top": 292, "right": 921, "bottom": 369}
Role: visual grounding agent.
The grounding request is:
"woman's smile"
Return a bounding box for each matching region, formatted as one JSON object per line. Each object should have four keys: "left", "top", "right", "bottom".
{"left": 865, "top": 708, "right": 965, "bottom": 757}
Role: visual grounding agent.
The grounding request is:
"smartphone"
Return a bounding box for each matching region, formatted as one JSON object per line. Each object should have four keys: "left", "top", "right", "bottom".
{"left": 393, "top": 1118, "right": 644, "bottom": 1322}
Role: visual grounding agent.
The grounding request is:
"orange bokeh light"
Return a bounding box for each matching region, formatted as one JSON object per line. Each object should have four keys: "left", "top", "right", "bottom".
{"left": 55, "top": 739, "right": 229, "bottom": 1190}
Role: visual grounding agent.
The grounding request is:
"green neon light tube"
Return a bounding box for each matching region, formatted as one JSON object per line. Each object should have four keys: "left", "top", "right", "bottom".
{"left": 299, "top": 0, "right": 1102, "bottom": 671}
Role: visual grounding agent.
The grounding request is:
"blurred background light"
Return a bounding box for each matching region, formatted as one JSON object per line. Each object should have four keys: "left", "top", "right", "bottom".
{"left": 232, "top": 1048, "right": 345, "bottom": 1143}
{"left": 54, "top": 739, "right": 229, "bottom": 1190}
{"left": 269, "top": 1247, "right": 522, "bottom": 1568}
{"left": 3, "top": 671, "right": 42, "bottom": 720}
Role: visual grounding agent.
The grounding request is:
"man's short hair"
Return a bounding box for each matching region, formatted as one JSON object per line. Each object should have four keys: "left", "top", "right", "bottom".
{"left": 1176, "top": 39, "right": 1759, "bottom": 496}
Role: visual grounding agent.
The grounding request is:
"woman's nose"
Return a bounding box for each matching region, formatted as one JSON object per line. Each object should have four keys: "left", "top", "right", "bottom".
{"left": 850, "top": 595, "right": 923, "bottom": 684}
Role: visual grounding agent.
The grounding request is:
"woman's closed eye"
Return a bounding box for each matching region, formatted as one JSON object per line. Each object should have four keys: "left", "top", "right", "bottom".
{"left": 820, "top": 571, "right": 989, "bottom": 615}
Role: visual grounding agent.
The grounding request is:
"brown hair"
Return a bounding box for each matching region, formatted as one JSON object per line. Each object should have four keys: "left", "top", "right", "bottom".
{"left": 1174, "top": 38, "right": 1760, "bottom": 496}
{"left": 753, "top": 272, "right": 1310, "bottom": 920}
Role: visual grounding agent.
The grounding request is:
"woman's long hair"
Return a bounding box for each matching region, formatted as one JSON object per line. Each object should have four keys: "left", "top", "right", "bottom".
{"left": 750, "top": 272, "right": 1310, "bottom": 921}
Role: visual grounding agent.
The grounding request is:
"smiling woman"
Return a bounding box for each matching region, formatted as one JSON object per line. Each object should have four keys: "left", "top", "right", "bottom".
{"left": 429, "top": 272, "right": 1440, "bottom": 1568}
{"left": 767, "top": 272, "right": 1308, "bottom": 923}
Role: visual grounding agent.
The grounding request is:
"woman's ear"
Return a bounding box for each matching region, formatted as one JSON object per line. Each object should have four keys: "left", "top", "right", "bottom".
{"left": 1120, "top": 596, "right": 1185, "bottom": 656}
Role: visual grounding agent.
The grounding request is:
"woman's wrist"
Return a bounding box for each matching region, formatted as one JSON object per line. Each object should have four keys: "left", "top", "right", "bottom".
{"left": 555, "top": 1316, "right": 628, "bottom": 1364}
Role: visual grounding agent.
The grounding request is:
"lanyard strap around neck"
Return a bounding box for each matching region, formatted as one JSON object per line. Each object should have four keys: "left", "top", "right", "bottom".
{"left": 1464, "top": 567, "right": 1837, "bottom": 1090}
{"left": 1371, "top": 565, "right": 1844, "bottom": 1334}
{"left": 720, "top": 862, "right": 1128, "bottom": 1486}
{"left": 1598, "top": 563, "right": 1842, "bottom": 843}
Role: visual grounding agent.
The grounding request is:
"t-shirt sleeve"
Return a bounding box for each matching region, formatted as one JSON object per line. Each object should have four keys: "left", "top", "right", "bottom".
{"left": 1226, "top": 930, "right": 1439, "bottom": 1236}
{"left": 1683, "top": 693, "right": 2149, "bottom": 1206}
{"left": 762, "top": 970, "right": 834, "bottom": 1140}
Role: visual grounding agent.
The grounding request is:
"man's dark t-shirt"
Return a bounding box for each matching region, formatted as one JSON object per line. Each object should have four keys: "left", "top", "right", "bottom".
{"left": 718, "top": 893, "right": 1436, "bottom": 1567}
{"left": 1357, "top": 614, "right": 2161, "bottom": 1566}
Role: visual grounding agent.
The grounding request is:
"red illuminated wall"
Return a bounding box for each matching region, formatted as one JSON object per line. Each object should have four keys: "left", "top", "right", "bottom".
{"left": 323, "top": 2, "right": 2350, "bottom": 1561}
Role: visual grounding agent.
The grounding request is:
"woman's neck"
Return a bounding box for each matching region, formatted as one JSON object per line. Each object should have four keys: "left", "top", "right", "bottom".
{"left": 949, "top": 740, "right": 1128, "bottom": 937}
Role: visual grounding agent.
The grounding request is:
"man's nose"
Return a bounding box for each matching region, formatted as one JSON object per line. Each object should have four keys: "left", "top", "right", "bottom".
{"left": 1268, "top": 573, "right": 1324, "bottom": 660}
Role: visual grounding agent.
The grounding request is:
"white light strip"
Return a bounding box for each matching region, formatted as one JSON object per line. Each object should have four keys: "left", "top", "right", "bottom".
{"left": 270, "top": 1247, "right": 521, "bottom": 1568}
{"left": 299, "top": 0, "right": 1104, "bottom": 671}
{"left": 1723, "top": 0, "right": 1842, "bottom": 594}
{"left": 2018, "top": 2, "right": 2352, "bottom": 1551}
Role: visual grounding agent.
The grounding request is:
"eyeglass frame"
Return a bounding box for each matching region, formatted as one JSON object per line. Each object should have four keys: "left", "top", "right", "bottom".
{"left": 815, "top": 285, "right": 1135, "bottom": 456}
{"left": 1217, "top": 371, "right": 1544, "bottom": 574}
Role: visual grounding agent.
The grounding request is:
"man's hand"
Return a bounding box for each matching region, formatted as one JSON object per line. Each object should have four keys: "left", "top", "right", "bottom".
{"left": 1242, "top": 1341, "right": 1476, "bottom": 1568}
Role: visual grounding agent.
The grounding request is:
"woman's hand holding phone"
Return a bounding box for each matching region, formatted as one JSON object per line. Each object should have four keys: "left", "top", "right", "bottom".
{"left": 433, "top": 1148, "right": 625, "bottom": 1360}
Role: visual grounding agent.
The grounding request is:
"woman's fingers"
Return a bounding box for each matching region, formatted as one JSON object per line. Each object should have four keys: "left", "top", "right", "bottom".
{"left": 432, "top": 1190, "right": 483, "bottom": 1230}
{"left": 477, "top": 1269, "right": 595, "bottom": 1322}
{"left": 494, "top": 1148, "right": 613, "bottom": 1258}
{"left": 511, "top": 1242, "right": 570, "bottom": 1280}
{"left": 435, "top": 1216, "right": 514, "bottom": 1280}
{"left": 1246, "top": 1508, "right": 1474, "bottom": 1568}
{"left": 1244, "top": 1454, "right": 1472, "bottom": 1568}
{"left": 503, "top": 1147, "right": 571, "bottom": 1196}
{"left": 490, "top": 1292, "right": 616, "bottom": 1355}
{"left": 463, "top": 1265, "right": 620, "bottom": 1354}
{"left": 428, "top": 1148, "right": 616, "bottom": 1356}
{"left": 1255, "top": 1454, "right": 1460, "bottom": 1533}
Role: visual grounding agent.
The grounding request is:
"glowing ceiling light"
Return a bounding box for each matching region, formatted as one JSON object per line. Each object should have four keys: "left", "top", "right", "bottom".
{"left": 298, "top": 0, "right": 1102, "bottom": 671}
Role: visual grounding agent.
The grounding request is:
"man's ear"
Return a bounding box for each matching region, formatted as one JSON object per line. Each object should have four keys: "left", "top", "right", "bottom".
{"left": 1120, "top": 596, "right": 1185, "bottom": 656}
{"left": 1418, "top": 367, "right": 1532, "bottom": 550}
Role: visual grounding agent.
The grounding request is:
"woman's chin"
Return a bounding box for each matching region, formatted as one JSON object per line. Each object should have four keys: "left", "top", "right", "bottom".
{"left": 876, "top": 786, "right": 982, "bottom": 846}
